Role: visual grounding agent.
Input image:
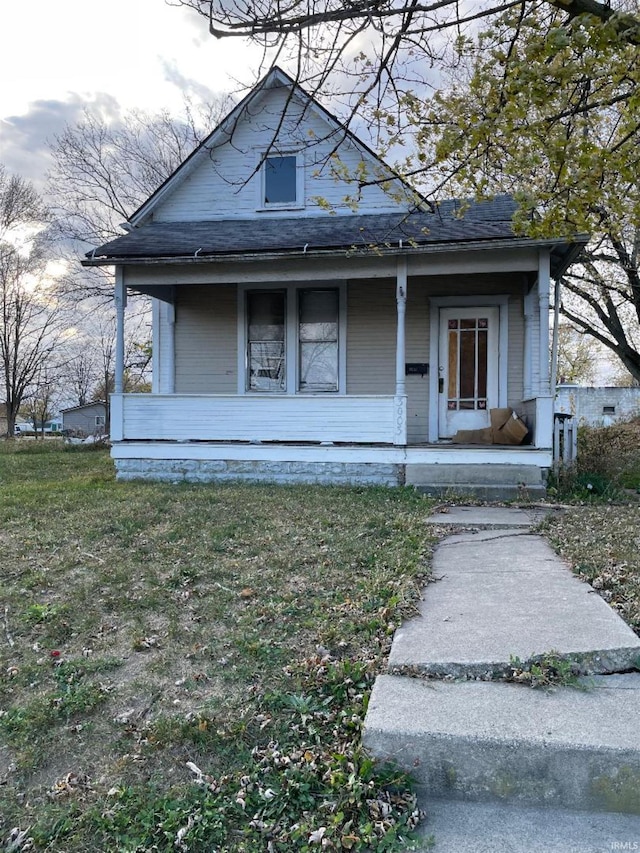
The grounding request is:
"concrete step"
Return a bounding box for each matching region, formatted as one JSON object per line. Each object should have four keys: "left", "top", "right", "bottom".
{"left": 413, "top": 799, "right": 640, "bottom": 852}
{"left": 407, "top": 463, "right": 547, "bottom": 500}
{"left": 389, "top": 529, "right": 640, "bottom": 678}
{"left": 364, "top": 674, "right": 640, "bottom": 814}
{"left": 406, "top": 463, "right": 545, "bottom": 486}
{"left": 414, "top": 483, "right": 547, "bottom": 501}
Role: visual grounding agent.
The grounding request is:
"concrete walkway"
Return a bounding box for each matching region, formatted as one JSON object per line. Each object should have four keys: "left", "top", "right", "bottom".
{"left": 363, "top": 506, "right": 640, "bottom": 850}
{"left": 390, "top": 508, "right": 640, "bottom": 678}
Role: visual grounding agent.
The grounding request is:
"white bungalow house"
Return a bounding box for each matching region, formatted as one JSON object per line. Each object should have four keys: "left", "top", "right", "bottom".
{"left": 84, "top": 67, "right": 586, "bottom": 493}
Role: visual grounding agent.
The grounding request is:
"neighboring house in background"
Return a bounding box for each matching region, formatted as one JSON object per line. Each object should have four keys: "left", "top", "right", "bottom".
{"left": 0, "top": 403, "right": 7, "bottom": 437}
{"left": 556, "top": 384, "right": 640, "bottom": 427}
{"left": 83, "top": 67, "right": 586, "bottom": 491}
{"left": 61, "top": 402, "right": 107, "bottom": 436}
{"left": 35, "top": 417, "right": 63, "bottom": 434}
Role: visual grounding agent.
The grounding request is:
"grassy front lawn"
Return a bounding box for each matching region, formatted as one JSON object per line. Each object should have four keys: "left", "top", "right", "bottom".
{"left": 540, "top": 505, "right": 640, "bottom": 635}
{"left": 0, "top": 441, "right": 436, "bottom": 852}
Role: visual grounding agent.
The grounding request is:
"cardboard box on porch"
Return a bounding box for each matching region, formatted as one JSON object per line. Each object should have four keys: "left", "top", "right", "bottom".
{"left": 451, "top": 427, "right": 494, "bottom": 445}
{"left": 494, "top": 409, "right": 529, "bottom": 445}
{"left": 452, "top": 408, "right": 528, "bottom": 446}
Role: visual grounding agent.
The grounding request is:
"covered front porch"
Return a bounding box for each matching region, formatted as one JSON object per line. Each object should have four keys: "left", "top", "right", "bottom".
{"left": 109, "top": 390, "right": 555, "bottom": 449}
{"left": 109, "top": 389, "right": 552, "bottom": 494}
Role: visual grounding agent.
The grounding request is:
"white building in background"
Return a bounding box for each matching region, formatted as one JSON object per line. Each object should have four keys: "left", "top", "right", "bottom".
{"left": 556, "top": 384, "right": 640, "bottom": 426}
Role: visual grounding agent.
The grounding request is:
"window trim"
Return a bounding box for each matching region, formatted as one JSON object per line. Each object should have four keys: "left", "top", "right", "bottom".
{"left": 255, "top": 150, "right": 305, "bottom": 212}
{"left": 237, "top": 282, "right": 347, "bottom": 395}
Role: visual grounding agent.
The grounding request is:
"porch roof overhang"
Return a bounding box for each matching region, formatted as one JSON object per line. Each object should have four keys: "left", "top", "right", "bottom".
{"left": 83, "top": 202, "right": 588, "bottom": 280}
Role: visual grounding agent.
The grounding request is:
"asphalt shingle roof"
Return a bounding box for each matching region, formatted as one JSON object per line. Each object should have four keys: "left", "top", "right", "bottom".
{"left": 89, "top": 197, "right": 522, "bottom": 262}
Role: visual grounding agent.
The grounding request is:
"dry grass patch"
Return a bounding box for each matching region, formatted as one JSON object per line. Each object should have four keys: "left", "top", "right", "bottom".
{"left": 540, "top": 505, "right": 640, "bottom": 635}
{"left": 0, "top": 442, "right": 436, "bottom": 851}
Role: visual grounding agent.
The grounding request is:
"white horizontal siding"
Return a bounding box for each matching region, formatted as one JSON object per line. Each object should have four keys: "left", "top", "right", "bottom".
{"left": 405, "top": 285, "right": 430, "bottom": 443}
{"left": 507, "top": 290, "right": 524, "bottom": 406}
{"left": 153, "top": 86, "right": 411, "bottom": 222}
{"left": 347, "top": 280, "right": 396, "bottom": 395}
{"left": 175, "top": 285, "right": 237, "bottom": 392}
{"left": 121, "top": 394, "right": 398, "bottom": 443}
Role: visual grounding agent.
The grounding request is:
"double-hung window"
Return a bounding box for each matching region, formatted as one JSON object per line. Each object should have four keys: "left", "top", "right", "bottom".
{"left": 259, "top": 152, "right": 302, "bottom": 209}
{"left": 247, "top": 290, "right": 286, "bottom": 391}
{"left": 298, "top": 289, "right": 339, "bottom": 392}
{"left": 245, "top": 287, "right": 341, "bottom": 393}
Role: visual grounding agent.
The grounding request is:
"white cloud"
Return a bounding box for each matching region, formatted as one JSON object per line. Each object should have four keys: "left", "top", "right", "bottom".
{"left": 0, "top": 0, "right": 261, "bottom": 183}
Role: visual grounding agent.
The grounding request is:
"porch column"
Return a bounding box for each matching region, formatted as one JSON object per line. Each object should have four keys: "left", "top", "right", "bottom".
{"left": 166, "top": 300, "right": 176, "bottom": 394}
{"left": 394, "top": 257, "right": 408, "bottom": 445}
{"left": 395, "top": 257, "right": 407, "bottom": 396}
{"left": 550, "top": 277, "right": 561, "bottom": 391}
{"left": 538, "top": 249, "right": 551, "bottom": 396}
{"left": 536, "top": 249, "right": 554, "bottom": 448}
{"left": 114, "top": 267, "right": 127, "bottom": 394}
{"left": 523, "top": 286, "right": 535, "bottom": 399}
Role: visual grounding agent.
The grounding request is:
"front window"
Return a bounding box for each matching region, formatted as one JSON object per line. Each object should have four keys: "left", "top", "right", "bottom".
{"left": 247, "top": 290, "right": 286, "bottom": 391}
{"left": 245, "top": 287, "right": 340, "bottom": 393}
{"left": 263, "top": 155, "right": 297, "bottom": 206}
{"left": 298, "top": 289, "right": 339, "bottom": 392}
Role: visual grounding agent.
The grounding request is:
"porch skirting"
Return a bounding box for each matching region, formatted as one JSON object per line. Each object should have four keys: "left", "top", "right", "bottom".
{"left": 115, "top": 456, "right": 403, "bottom": 486}
{"left": 112, "top": 441, "right": 552, "bottom": 490}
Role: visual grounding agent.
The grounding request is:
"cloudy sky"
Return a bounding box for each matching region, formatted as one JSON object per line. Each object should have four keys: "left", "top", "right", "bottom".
{"left": 0, "top": 0, "right": 258, "bottom": 188}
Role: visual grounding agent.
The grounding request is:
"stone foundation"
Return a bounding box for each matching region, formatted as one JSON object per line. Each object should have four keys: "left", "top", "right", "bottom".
{"left": 115, "top": 457, "right": 404, "bottom": 486}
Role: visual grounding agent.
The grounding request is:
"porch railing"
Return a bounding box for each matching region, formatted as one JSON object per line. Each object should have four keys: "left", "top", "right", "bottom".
{"left": 553, "top": 413, "right": 577, "bottom": 470}
{"left": 110, "top": 393, "right": 407, "bottom": 445}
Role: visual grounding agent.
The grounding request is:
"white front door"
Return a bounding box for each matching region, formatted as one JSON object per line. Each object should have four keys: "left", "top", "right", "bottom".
{"left": 438, "top": 306, "right": 500, "bottom": 438}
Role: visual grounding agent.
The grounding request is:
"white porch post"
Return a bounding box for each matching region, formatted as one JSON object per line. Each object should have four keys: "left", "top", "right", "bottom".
{"left": 112, "top": 267, "right": 127, "bottom": 442}
{"left": 394, "top": 257, "right": 408, "bottom": 445}
{"left": 536, "top": 249, "right": 554, "bottom": 448}
{"left": 538, "top": 249, "right": 551, "bottom": 396}
{"left": 523, "top": 287, "right": 534, "bottom": 400}
{"left": 114, "top": 267, "right": 127, "bottom": 394}
{"left": 395, "top": 257, "right": 407, "bottom": 397}
{"left": 166, "top": 300, "right": 176, "bottom": 394}
{"left": 550, "top": 277, "right": 561, "bottom": 391}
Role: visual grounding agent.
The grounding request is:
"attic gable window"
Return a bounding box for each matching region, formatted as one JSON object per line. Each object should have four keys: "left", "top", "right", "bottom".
{"left": 261, "top": 154, "right": 301, "bottom": 208}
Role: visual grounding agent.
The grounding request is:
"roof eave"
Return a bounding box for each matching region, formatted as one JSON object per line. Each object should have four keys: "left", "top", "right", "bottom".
{"left": 82, "top": 234, "right": 588, "bottom": 270}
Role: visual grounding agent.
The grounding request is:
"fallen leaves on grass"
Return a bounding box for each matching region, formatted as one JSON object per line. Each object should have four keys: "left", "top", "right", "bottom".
{"left": 540, "top": 505, "right": 640, "bottom": 634}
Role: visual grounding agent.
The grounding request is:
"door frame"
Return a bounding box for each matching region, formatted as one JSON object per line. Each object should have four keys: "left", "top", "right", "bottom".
{"left": 428, "top": 295, "right": 509, "bottom": 442}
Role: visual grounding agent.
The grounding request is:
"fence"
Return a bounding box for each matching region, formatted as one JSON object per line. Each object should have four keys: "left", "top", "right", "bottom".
{"left": 553, "top": 413, "right": 578, "bottom": 471}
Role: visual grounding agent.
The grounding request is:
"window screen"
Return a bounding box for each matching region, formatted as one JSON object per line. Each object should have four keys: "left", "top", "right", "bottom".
{"left": 264, "top": 156, "right": 297, "bottom": 204}
{"left": 298, "top": 289, "right": 339, "bottom": 391}
{"left": 247, "top": 291, "right": 286, "bottom": 391}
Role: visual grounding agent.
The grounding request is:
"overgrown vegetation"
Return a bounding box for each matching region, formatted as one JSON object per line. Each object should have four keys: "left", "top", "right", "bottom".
{"left": 539, "top": 417, "right": 640, "bottom": 635}
{"left": 0, "top": 442, "right": 435, "bottom": 851}
{"left": 548, "top": 416, "right": 640, "bottom": 501}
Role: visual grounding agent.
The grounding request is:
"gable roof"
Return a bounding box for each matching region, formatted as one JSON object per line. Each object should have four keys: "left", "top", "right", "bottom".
{"left": 127, "top": 65, "right": 427, "bottom": 227}
{"left": 61, "top": 401, "right": 107, "bottom": 414}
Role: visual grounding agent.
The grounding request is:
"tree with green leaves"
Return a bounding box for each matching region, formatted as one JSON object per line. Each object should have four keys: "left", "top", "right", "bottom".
{"left": 389, "top": 7, "right": 640, "bottom": 380}
{"left": 174, "top": 2, "right": 640, "bottom": 382}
